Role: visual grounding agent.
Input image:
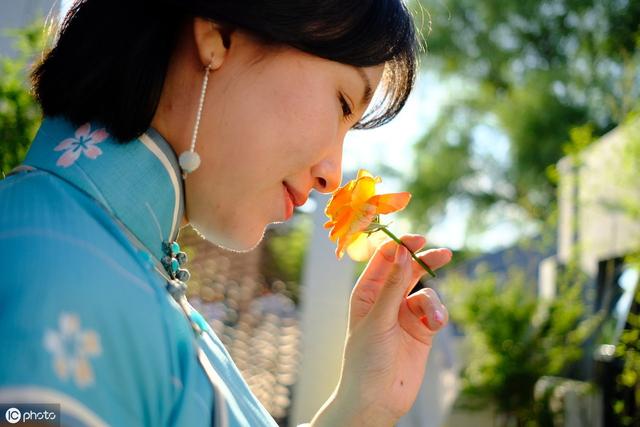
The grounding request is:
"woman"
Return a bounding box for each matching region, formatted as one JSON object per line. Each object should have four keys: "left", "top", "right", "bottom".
{"left": 0, "top": 0, "right": 452, "bottom": 425}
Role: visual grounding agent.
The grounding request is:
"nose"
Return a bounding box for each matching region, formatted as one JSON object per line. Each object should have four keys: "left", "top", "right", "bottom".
{"left": 311, "top": 143, "right": 343, "bottom": 194}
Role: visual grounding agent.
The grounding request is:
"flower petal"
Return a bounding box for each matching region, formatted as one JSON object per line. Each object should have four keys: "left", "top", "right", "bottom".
{"left": 350, "top": 175, "right": 378, "bottom": 205}
{"left": 89, "top": 128, "right": 109, "bottom": 144}
{"left": 74, "top": 358, "right": 94, "bottom": 387}
{"left": 82, "top": 331, "right": 101, "bottom": 355}
{"left": 83, "top": 144, "right": 103, "bottom": 159}
{"left": 329, "top": 209, "right": 356, "bottom": 241}
{"left": 346, "top": 205, "right": 377, "bottom": 235}
{"left": 325, "top": 183, "right": 355, "bottom": 218}
{"left": 43, "top": 330, "right": 61, "bottom": 354}
{"left": 60, "top": 313, "right": 80, "bottom": 334}
{"left": 335, "top": 231, "right": 361, "bottom": 259}
{"left": 54, "top": 138, "right": 78, "bottom": 152}
{"left": 75, "top": 123, "right": 91, "bottom": 138}
{"left": 356, "top": 169, "right": 374, "bottom": 180}
{"left": 56, "top": 149, "right": 81, "bottom": 168}
{"left": 345, "top": 233, "right": 374, "bottom": 261}
{"left": 346, "top": 231, "right": 388, "bottom": 262}
{"left": 54, "top": 357, "right": 69, "bottom": 380}
{"left": 368, "top": 192, "right": 412, "bottom": 214}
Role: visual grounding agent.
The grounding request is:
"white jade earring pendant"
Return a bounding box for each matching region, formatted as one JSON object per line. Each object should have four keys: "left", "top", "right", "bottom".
{"left": 179, "top": 61, "right": 212, "bottom": 177}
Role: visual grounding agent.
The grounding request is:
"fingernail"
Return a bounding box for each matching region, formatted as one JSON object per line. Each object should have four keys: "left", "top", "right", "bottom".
{"left": 394, "top": 244, "right": 402, "bottom": 262}
{"left": 434, "top": 310, "right": 444, "bottom": 325}
{"left": 432, "top": 288, "right": 444, "bottom": 304}
{"left": 396, "top": 245, "right": 408, "bottom": 263}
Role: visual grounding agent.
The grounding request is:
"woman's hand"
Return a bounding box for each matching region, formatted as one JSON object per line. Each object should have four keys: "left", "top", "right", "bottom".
{"left": 311, "top": 234, "right": 452, "bottom": 427}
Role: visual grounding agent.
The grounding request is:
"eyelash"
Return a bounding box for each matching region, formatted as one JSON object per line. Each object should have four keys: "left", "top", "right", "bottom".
{"left": 339, "top": 93, "right": 354, "bottom": 120}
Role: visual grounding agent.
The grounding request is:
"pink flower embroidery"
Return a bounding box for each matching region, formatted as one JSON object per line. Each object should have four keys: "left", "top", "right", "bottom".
{"left": 54, "top": 123, "right": 109, "bottom": 168}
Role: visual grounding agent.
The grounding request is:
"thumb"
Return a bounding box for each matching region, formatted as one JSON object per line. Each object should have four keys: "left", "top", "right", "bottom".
{"left": 368, "top": 244, "right": 413, "bottom": 326}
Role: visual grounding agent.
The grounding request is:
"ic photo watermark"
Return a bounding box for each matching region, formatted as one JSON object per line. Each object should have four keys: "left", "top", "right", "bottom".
{"left": 1, "top": 404, "right": 59, "bottom": 426}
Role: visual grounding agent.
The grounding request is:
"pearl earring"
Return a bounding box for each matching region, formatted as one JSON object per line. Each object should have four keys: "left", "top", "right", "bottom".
{"left": 179, "top": 60, "right": 213, "bottom": 178}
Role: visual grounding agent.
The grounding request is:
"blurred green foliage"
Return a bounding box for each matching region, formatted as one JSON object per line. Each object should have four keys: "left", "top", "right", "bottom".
{"left": 612, "top": 113, "right": 640, "bottom": 425}
{"left": 262, "top": 215, "right": 312, "bottom": 305}
{"left": 444, "top": 264, "right": 603, "bottom": 426}
{"left": 0, "top": 20, "right": 46, "bottom": 176}
{"left": 614, "top": 252, "right": 640, "bottom": 426}
{"left": 407, "top": 0, "right": 640, "bottom": 237}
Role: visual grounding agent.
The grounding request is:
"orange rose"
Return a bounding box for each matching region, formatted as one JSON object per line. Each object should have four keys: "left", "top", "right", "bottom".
{"left": 324, "top": 169, "right": 411, "bottom": 259}
{"left": 324, "top": 169, "right": 436, "bottom": 277}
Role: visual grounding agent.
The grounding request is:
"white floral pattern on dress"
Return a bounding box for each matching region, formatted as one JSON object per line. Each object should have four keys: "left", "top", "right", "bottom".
{"left": 54, "top": 123, "right": 109, "bottom": 168}
{"left": 43, "top": 312, "right": 102, "bottom": 388}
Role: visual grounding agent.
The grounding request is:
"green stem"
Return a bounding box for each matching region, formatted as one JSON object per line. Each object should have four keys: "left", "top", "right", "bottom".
{"left": 378, "top": 226, "right": 436, "bottom": 278}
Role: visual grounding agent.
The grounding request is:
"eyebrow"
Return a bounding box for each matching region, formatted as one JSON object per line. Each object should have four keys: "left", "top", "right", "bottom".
{"left": 354, "top": 67, "right": 373, "bottom": 108}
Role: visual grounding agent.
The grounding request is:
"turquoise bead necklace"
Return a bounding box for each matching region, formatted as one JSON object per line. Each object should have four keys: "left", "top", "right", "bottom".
{"left": 161, "top": 240, "right": 190, "bottom": 282}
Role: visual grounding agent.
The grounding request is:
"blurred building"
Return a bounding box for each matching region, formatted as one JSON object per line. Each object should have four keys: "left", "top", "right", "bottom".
{"left": 555, "top": 122, "right": 640, "bottom": 276}
{"left": 542, "top": 120, "right": 640, "bottom": 426}
{"left": 543, "top": 119, "right": 640, "bottom": 364}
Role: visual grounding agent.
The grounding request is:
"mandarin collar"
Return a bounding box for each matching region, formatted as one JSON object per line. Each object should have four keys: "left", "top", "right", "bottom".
{"left": 21, "top": 116, "right": 185, "bottom": 263}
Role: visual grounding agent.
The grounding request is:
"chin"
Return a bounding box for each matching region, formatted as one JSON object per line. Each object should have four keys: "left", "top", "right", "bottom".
{"left": 188, "top": 222, "right": 266, "bottom": 253}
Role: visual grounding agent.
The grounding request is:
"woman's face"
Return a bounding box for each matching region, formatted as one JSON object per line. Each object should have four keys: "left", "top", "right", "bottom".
{"left": 155, "top": 24, "right": 384, "bottom": 251}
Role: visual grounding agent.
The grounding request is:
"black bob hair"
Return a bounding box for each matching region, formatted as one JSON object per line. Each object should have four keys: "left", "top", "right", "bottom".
{"left": 32, "top": 0, "right": 420, "bottom": 142}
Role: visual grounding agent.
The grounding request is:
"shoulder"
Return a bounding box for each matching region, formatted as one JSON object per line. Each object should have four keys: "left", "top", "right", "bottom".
{"left": 0, "top": 169, "right": 172, "bottom": 352}
{"left": 0, "top": 168, "right": 173, "bottom": 388}
{"left": 0, "top": 172, "right": 186, "bottom": 425}
{"left": 1, "top": 169, "right": 158, "bottom": 296}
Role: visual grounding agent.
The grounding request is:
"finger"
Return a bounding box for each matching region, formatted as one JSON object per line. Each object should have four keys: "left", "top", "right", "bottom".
{"left": 368, "top": 244, "right": 413, "bottom": 325}
{"left": 406, "top": 248, "right": 453, "bottom": 295}
{"left": 360, "top": 234, "right": 426, "bottom": 285}
{"left": 348, "top": 236, "right": 426, "bottom": 326}
{"left": 398, "top": 300, "right": 435, "bottom": 346}
{"left": 413, "top": 248, "right": 452, "bottom": 275}
{"left": 406, "top": 288, "right": 448, "bottom": 332}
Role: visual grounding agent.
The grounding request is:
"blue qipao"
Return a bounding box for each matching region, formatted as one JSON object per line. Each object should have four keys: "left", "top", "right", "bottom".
{"left": 0, "top": 116, "right": 298, "bottom": 427}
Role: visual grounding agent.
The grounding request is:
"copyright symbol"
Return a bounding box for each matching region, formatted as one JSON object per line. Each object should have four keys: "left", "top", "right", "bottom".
{"left": 5, "top": 407, "right": 21, "bottom": 424}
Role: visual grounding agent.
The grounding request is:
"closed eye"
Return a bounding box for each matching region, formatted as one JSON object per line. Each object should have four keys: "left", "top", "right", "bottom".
{"left": 339, "top": 93, "right": 354, "bottom": 121}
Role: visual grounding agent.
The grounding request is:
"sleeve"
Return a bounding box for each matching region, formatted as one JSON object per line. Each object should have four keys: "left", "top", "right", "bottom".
{"left": 0, "top": 229, "right": 176, "bottom": 427}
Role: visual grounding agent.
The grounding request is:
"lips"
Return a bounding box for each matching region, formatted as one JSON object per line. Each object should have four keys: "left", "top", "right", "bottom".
{"left": 283, "top": 183, "right": 308, "bottom": 207}
{"left": 283, "top": 185, "right": 294, "bottom": 220}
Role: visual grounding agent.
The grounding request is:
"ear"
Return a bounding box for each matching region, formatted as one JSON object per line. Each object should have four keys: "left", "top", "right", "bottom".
{"left": 193, "top": 17, "right": 228, "bottom": 70}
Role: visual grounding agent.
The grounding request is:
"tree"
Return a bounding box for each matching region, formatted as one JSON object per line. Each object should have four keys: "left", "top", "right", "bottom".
{"left": 0, "top": 20, "right": 46, "bottom": 176}
{"left": 405, "top": 0, "right": 640, "bottom": 237}
{"left": 444, "top": 264, "right": 602, "bottom": 426}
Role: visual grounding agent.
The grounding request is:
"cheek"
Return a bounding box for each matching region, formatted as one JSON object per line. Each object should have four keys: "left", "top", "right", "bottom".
{"left": 204, "top": 103, "right": 334, "bottom": 189}
{"left": 183, "top": 82, "right": 341, "bottom": 246}
{"left": 234, "top": 66, "right": 339, "bottom": 153}
{"left": 195, "top": 65, "right": 340, "bottom": 198}
{"left": 277, "top": 75, "right": 338, "bottom": 128}
{"left": 265, "top": 86, "right": 340, "bottom": 168}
